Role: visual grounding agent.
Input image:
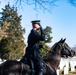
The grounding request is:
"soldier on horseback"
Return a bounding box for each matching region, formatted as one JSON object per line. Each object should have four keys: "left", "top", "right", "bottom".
{"left": 21, "top": 20, "right": 45, "bottom": 75}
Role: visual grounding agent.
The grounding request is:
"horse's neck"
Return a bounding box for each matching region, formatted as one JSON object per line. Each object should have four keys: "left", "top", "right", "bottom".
{"left": 43, "top": 44, "right": 62, "bottom": 70}
{"left": 47, "top": 56, "right": 61, "bottom": 70}
{"left": 44, "top": 52, "right": 61, "bottom": 70}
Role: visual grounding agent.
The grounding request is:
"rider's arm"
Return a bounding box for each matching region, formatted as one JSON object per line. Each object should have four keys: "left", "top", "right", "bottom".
{"left": 31, "top": 29, "right": 45, "bottom": 41}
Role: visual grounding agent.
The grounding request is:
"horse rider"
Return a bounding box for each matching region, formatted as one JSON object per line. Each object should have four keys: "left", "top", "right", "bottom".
{"left": 21, "top": 20, "right": 45, "bottom": 75}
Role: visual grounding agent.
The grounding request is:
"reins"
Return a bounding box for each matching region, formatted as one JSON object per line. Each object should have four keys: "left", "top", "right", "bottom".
{"left": 42, "top": 60, "right": 55, "bottom": 73}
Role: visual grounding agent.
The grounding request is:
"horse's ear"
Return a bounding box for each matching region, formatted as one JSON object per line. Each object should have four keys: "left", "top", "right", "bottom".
{"left": 59, "top": 38, "right": 66, "bottom": 43}
{"left": 64, "top": 38, "right": 66, "bottom": 41}
{"left": 61, "top": 38, "right": 63, "bottom": 41}
{"left": 61, "top": 38, "right": 66, "bottom": 43}
{"left": 59, "top": 38, "right": 63, "bottom": 42}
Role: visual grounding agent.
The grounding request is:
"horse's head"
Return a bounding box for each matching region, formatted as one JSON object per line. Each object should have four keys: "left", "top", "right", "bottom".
{"left": 43, "top": 38, "right": 76, "bottom": 74}
{"left": 43, "top": 38, "right": 75, "bottom": 62}
{"left": 58, "top": 38, "right": 75, "bottom": 58}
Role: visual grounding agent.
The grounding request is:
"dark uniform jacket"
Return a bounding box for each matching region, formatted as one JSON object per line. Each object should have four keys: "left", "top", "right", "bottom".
{"left": 26, "top": 28, "right": 45, "bottom": 60}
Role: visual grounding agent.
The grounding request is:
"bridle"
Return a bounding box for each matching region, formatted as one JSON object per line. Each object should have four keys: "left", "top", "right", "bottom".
{"left": 59, "top": 42, "right": 72, "bottom": 57}
{"left": 51, "top": 42, "right": 63, "bottom": 55}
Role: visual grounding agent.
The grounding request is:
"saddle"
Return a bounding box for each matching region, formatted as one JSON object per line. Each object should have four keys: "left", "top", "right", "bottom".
{"left": 20, "top": 57, "right": 46, "bottom": 75}
{"left": 20, "top": 57, "right": 36, "bottom": 75}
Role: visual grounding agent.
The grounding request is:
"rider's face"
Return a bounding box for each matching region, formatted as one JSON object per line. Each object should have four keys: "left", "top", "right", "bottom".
{"left": 32, "top": 24, "right": 40, "bottom": 30}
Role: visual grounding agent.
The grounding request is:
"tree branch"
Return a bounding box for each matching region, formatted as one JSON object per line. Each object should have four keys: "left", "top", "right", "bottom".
{"left": 68, "top": 0, "right": 76, "bottom": 6}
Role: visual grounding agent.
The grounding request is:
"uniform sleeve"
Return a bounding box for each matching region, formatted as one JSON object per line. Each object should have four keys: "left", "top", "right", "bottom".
{"left": 40, "top": 28, "right": 45, "bottom": 41}
{"left": 31, "top": 29, "right": 45, "bottom": 41}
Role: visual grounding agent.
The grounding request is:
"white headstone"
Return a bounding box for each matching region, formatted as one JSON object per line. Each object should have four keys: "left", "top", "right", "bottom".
{"left": 70, "top": 61, "right": 75, "bottom": 71}
{"left": 59, "top": 58, "right": 65, "bottom": 69}
{"left": 56, "top": 69, "right": 60, "bottom": 75}
{"left": 64, "top": 59, "right": 69, "bottom": 75}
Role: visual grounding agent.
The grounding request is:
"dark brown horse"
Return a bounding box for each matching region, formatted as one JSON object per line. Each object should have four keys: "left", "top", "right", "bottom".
{"left": 0, "top": 38, "right": 75, "bottom": 75}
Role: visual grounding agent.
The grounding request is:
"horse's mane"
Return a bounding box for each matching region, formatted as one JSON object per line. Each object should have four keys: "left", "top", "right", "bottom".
{"left": 0, "top": 60, "right": 19, "bottom": 68}
{"left": 43, "top": 42, "right": 58, "bottom": 61}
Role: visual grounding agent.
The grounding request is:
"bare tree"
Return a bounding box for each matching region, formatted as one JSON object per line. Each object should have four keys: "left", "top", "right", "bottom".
{"left": 68, "top": 0, "right": 76, "bottom": 6}
{"left": 13, "top": 0, "right": 59, "bottom": 13}
{"left": 1, "top": 0, "right": 76, "bottom": 13}
{"left": 12, "top": 0, "right": 76, "bottom": 12}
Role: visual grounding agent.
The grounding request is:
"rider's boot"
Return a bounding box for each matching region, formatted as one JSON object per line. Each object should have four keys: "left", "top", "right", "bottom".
{"left": 20, "top": 56, "right": 27, "bottom": 64}
{"left": 37, "top": 69, "right": 43, "bottom": 75}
